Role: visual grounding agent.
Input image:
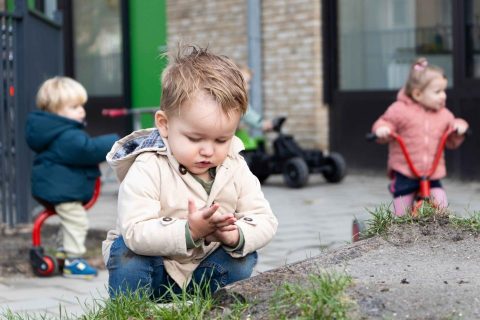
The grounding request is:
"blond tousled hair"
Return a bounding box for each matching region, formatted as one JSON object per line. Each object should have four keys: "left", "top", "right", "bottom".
{"left": 404, "top": 57, "right": 445, "bottom": 99}
{"left": 160, "top": 44, "right": 248, "bottom": 117}
{"left": 36, "top": 76, "right": 88, "bottom": 113}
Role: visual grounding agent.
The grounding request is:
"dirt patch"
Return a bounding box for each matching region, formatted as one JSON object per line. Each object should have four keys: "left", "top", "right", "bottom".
{"left": 218, "top": 216, "right": 480, "bottom": 319}
{"left": 0, "top": 224, "right": 106, "bottom": 278}
{"left": 2, "top": 216, "right": 480, "bottom": 318}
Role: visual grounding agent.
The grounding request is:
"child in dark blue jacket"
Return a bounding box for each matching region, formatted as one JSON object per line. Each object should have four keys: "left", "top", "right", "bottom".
{"left": 26, "top": 76, "right": 118, "bottom": 279}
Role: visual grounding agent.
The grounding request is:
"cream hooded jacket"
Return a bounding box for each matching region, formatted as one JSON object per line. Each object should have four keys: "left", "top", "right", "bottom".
{"left": 103, "top": 129, "right": 277, "bottom": 287}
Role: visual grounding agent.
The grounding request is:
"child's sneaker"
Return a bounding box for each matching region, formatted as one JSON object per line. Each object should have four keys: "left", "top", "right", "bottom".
{"left": 63, "top": 258, "right": 98, "bottom": 279}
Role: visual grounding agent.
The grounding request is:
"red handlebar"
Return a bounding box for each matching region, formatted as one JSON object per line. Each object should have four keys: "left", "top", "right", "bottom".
{"left": 390, "top": 127, "right": 455, "bottom": 179}
{"left": 102, "top": 108, "right": 129, "bottom": 117}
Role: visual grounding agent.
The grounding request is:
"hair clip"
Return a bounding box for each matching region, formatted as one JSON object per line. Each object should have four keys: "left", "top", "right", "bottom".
{"left": 414, "top": 60, "right": 428, "bottom": 71}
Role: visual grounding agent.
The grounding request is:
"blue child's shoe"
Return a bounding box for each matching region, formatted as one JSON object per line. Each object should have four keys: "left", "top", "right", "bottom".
{"left": 63, "top": 258, "right": 98, "bottom": 279}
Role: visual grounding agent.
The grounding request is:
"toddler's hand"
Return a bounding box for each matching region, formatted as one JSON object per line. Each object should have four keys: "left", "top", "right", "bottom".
{"left": 375, "top": 126, "right": 391, "bottom": 139}
{"left": 262, "top": 120, "right": 273, "bottom": 132}
{"left": 205, "top": 228, "right": 240, "bottom": 248}
{"left": 453, "top": 122, "right": 468, "bottom": 135}
{"left": 187, "top": 200, "right": 236, "bottom": 241}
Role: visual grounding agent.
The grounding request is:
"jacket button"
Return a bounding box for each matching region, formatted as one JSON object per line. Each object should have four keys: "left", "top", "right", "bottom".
{"left": 244, "top": 217, "right": 253, "bottom": 222}
{"left": 163, "top": 217, "right": 172, "bottom": 222}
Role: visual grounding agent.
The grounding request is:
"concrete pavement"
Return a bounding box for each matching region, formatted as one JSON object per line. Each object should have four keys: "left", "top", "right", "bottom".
{"left": 1, "top": 171, "right": 480, "bottom": 318}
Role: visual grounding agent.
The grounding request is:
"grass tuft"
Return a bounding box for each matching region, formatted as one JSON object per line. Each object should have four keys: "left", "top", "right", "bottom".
{"left": 450, "top": 211, "right": 480, "bottom": 233}
{"left": 362, "top": 201, "right": 480, "bottom": 240}
{"left": 362, "top": 203, "right": 396, "bottom": 238}
{"left": 269, "top": 271, "right": 353, "bottom": 320}
{"left": 77, "top": 282, "right": 250, "bottom": 320}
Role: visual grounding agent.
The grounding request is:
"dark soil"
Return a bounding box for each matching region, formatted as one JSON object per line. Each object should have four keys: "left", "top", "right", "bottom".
{"left": 217, "top": 215, "right": 480, "bottom": 319}
{"left": 0, "top": 224, "right": 106, "bottom": 278}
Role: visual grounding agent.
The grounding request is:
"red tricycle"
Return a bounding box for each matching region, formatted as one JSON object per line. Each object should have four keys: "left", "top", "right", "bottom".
{"left": 29, "top": 178, "right": 101, "bottom": 276}
{"left": 352, "top": 127, "right": 464, "bottom": 242}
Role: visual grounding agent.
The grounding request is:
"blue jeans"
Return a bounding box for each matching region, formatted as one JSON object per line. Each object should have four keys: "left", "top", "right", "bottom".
{"left": 107, "top": 236, "right": 258, "bottom": 300}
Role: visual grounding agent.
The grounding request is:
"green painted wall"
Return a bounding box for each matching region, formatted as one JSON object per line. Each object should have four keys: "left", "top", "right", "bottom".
{"left": 129, "top": 0, "right": 167, "bottom": 128}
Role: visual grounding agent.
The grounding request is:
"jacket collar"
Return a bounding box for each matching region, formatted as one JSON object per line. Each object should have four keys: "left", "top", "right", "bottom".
{"left": 107, "top": 128, "right": 245, "bottom": 184}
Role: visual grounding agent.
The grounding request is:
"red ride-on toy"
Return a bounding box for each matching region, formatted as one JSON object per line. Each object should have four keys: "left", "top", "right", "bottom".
{"left": 352, "top": 127, "right": 464, "bottom": 242}
{"left": 102, "top": 107, "right": 158, "bottom": 130}
{"left": 29, "top": 178, "right": 101, "bottom": 276}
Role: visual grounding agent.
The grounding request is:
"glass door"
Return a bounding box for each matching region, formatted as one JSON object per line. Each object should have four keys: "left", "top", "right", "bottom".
{"left": 72, "top": 0, "right": 123, "bottom": 96}
{"left": 63, "top": 0, "right": 131, "bottom": 136}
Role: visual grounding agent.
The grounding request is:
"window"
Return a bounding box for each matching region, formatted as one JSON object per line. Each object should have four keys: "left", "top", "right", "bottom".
{"left": 73, "top": 0, "right": 123, "bottom": 96}
{"left": 338, "top": 0, "right": 453, "bottom": 90}
{"left": 28, "top": 0, "right": 59, "bottom": 22}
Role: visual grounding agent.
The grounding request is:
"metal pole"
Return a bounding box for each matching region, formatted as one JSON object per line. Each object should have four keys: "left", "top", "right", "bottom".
{"left": 0, "top": 12, "right": 7, "bottom": 225}
{"left": 247, "top": 0, "right": 263, "bottom": 136}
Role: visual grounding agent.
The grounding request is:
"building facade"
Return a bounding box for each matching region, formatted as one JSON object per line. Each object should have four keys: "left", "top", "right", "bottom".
{"left": 167, "top": 0, "right": 329, "bottom": 150}
{"left": 168, "top": 0, "right": 480, "bottom": 179}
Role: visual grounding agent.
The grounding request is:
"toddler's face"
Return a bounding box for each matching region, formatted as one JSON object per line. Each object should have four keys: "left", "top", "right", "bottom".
{"left": 57, "top": 103, "right": 86, "bottom": 123}
{"left": 241, "top": 70, "right": 251, "bottom": 91}
{"left": 414, "top": 76, "right": 447, "bottom": 111}
{"left": 156, "top": 91, "right": 241, "bottom": 181}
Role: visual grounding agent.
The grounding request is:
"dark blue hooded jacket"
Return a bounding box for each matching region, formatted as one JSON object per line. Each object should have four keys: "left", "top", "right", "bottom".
{"left": 25, "top": 111, "right": 119, "bottom": 204}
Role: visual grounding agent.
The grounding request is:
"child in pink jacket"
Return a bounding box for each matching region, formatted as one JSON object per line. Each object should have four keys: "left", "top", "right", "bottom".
{"left": 372, "top": 57, "right": 469, "bottom": 216}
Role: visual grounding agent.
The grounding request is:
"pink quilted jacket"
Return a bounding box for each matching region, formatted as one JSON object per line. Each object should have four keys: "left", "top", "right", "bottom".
{"left": 372, "top": 90, "right": 467, "bottom": 180}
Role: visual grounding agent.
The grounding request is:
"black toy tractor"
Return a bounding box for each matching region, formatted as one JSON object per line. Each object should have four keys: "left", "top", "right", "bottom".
{"left": 240, "top": 117, "right": 347, "bottom": 188}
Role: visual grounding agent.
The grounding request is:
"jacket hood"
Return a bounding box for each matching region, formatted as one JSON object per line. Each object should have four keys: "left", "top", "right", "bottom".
{"left": 396, "top": 88, "right": 416, "bottom": 106}
{"left": 25, "top": 111, "right": 84, "bottom": 152}
{"left": 106, "top": 128, "right": 245, "bottom": 182}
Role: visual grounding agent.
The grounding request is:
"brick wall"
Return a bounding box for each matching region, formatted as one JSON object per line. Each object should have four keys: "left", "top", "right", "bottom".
{"left": 167, "top": 0, "right": 248, "bottom": 64}
{"left": 262, "top": 0, "right": 327, "bottom": 149}
{"left": 167, "top": 0, "right": 329, "bottom": 149}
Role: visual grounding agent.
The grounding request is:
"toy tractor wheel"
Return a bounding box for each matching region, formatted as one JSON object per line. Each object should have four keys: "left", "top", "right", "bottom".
{"left": 283, "top": 157, "right": 309, "bottom": 188}
{"left": 242, "top": 151, "right": 271, "bottom": 184}
{"left": 322, "top": 152, "right": 347, "bottom": 183}
{"left": 33, "top": 255, "right": 58, "bottom": 277}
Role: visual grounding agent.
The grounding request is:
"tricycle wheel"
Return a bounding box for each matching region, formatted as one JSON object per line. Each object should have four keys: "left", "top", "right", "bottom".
{"left": 352, "top": 218, "right": 367, "bottom": 242}
{"left": 322, "top": 152, "right": 346, "bottom": 183}
{"left": 283, "top": 157, "right": 309, "bottom": 188}
{"left": 33, "top": 255, "right": 58, "bottom": 277}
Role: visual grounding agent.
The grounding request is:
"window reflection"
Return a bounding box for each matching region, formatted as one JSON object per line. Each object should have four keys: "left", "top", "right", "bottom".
{"left": 73, "top": 0, "right": 123, "bottom": 96}
{"left": 339, "top": 0, "right": 452, "bottom": 90}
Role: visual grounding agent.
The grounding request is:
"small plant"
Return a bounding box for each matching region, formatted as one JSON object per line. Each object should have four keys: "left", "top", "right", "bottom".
{"left": 269, "top": 271, "right": 353, "bottom": 320}
{"left": 362, "top": 203, "right": 396, "bottom": 238}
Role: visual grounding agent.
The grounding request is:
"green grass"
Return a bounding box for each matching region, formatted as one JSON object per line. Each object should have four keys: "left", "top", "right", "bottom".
{"left": 361, "top": 203, "right": 396, "bottom": 238}
{"left": 269, "top": 271, "right": 353, "bottom": 320}
{"left": 82, "top": 282, "right": 250, "bottom": 320}
{"left": 450, "top": 211, "right": 480, "bottom": 233}
{"left": 361, "top": 202, "right": 480, "bottom": 240}
{"left": 2, "top": 282, "right": 250, "bottom": 320}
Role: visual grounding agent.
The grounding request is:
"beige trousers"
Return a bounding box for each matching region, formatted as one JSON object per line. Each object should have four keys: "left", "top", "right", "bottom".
{"left": 54, "top": 202, "right": 89, "bottom": 258}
